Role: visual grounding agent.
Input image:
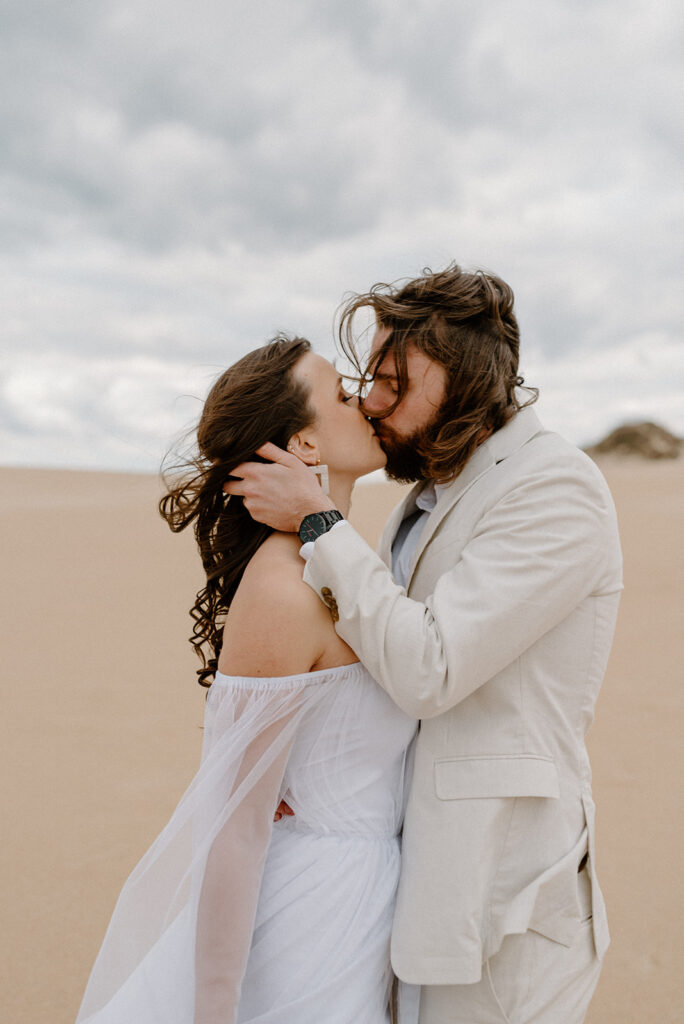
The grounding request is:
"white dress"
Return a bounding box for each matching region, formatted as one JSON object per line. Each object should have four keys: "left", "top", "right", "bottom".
{"left": 75, "top": 662, "right": 418, "bottom": 1024}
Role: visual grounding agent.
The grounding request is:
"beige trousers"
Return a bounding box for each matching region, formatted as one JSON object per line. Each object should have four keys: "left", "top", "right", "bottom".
{"left": 417, "top": 869, "right": 602, "bottom": 1024}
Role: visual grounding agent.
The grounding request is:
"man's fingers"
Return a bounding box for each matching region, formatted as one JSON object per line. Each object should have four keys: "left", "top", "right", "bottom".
{"left": 222, "top": 479, "right": 246, "bottom": 496}
{"left": 255, "top": 442, "right": 298, "bottom": 466}
{"left": 274, "top": 799, "right": 294, "bottom": 823}
{"left": 221, "top": 446, "right": 300, "bottom": 502}
{"left": 222, "top": 447, "right": 293, "bottom": 493}
{"left": 221, "top": 460, "right": 257, "bottom": 496}
{"left": 226, "top": 460, "right": 254, "bottom": 480}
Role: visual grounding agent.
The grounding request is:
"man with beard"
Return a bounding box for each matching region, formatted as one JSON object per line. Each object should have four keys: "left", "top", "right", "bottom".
{"left": 224, "top": 264, "right": 623, "bottom": 1024}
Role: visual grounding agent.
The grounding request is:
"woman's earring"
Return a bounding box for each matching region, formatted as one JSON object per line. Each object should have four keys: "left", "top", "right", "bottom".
{"left": 310, "top": 464, "right": 330, "bottom": 493}
{"left": 289, "top": 445, "right": 329, "bottom": 492}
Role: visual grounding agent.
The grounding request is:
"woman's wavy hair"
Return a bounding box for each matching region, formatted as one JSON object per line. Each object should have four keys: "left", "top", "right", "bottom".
{"left": 159, "top": 335, "right": 315, "bottom": 688}
{"left": 339, "top": 263, "right": 538, "bottom": 482}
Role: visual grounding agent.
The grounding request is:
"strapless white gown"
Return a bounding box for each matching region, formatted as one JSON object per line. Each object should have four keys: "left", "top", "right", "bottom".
{"left": 75, "top": 662, "right": 418, "bottom": 1024}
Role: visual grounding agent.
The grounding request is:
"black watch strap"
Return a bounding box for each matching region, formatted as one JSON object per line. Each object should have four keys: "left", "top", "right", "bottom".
{"left": 298, "top": 510, "right": 344, "bottom": 544}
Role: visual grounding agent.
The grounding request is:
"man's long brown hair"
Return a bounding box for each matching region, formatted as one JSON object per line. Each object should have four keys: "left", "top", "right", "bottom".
{"left": 339, "top": 263, "right": 538, "bottom": 482}
{"left": 159, "top": 336, "right": 315, "bottom": 687}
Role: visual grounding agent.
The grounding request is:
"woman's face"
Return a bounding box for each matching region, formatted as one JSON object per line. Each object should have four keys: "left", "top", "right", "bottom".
{"left": 292, "top": 352, "right": 386, "bottom": 480}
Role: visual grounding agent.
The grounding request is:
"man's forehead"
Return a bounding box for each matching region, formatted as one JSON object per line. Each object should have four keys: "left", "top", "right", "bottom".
{"left": 372, "top": 349, "right": 398, "bottom": 377}
{"left": 370, "top": 325, "right": 397, "bottom": 374}
{"left": 370, "top": 323, "right": 392, "bottom": 353}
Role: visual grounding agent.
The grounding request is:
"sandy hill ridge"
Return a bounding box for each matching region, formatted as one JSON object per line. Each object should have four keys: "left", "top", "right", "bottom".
{"left": 586, "top": 421, "right": 681, "bottom": 460}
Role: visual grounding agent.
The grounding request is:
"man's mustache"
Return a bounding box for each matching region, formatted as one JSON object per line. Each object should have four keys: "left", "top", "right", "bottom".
{"left": 369, "top": 418, "right": 389, "bottom": 438}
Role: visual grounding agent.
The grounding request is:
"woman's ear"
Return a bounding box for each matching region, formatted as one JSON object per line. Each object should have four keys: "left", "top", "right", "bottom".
{"left": 286, "top": 432, "right": 320, "bottom": 466}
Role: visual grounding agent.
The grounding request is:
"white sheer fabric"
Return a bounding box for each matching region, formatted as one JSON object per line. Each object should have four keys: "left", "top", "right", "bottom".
{"left": 75, "top": 662, "right": 417, "bottom": 1024}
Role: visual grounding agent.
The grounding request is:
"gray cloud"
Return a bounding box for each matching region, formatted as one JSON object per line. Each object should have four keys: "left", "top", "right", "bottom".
{"left": 1, "top": 0, "right": 682, "bottom": 469}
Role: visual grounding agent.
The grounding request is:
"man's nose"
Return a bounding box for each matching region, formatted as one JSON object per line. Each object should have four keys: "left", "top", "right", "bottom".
{"left": 361, "top": 383, "right": 385, "bottom": 417}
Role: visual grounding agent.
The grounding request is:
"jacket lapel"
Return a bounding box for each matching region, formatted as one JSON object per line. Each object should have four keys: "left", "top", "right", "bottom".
{"left": 405, "top": 445, "right": 495, "bottom": 586}
{"left": 405, "top": 406, "right": 546, "bottom": 588}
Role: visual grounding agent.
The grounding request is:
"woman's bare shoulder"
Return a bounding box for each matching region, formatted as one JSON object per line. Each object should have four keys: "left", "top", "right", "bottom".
{"left": 217, "top": 533, "right": 333, "bottom": 677}
{"left": 236, "top": 532, "right": 314, "bottom": 608}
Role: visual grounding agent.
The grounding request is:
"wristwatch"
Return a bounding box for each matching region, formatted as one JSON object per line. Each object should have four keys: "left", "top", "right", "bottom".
{"left": 298, "top": 510, "right": 345, "bottom": 544}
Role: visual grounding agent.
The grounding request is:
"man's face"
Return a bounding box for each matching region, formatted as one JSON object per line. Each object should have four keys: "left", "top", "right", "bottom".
{"left": 362, "top": 325, "right": 448, "bottom": 482}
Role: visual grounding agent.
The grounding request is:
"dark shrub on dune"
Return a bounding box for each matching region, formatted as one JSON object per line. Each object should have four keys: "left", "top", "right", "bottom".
{"left": 586, "top": 421, "right": 681, "bottom": 460}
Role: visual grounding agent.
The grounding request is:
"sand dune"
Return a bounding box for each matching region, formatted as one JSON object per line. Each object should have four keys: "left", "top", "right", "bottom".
{"left": 1, "top": 459, "right": 682, "bottom": 1023}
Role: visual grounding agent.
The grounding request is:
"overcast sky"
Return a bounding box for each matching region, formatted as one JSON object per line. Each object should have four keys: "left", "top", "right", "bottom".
{"left": 2, "top": 0, "right": 682, "bottom": 472}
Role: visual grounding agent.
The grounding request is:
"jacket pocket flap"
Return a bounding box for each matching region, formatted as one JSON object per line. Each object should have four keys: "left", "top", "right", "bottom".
{"left": 434, "top": 755, "right": 560, "bottom": 799}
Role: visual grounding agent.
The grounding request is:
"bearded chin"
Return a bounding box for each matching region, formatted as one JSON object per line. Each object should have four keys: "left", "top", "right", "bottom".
{"left": 378, "top": 430, "right": 432, "bottom": 483}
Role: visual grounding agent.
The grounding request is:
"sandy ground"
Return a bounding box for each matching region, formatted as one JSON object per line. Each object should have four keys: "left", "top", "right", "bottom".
{"left": 1, "top": 458, "right": 682, "bottom": 1023}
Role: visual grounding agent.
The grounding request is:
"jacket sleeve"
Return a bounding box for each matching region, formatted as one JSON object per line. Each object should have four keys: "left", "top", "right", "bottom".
{"left": 303, "top": 463, "right": 622, "bottom": 719}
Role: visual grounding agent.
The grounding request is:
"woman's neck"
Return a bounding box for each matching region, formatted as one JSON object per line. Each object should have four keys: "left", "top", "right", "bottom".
{"left": 327, "top": 472, "right": 354, "bottom": 518}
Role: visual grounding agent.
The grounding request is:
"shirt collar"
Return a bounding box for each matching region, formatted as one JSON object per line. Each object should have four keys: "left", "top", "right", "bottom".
{"left": 415, "top": 479, "right": 449, "bottom": 512}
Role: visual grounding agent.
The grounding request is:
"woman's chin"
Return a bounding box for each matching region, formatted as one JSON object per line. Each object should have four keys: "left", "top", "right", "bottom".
{"left": 347, "top": 457, "right": 386, "bottom": 484}
{"left": 365, "top": 452, "right": 388, "bottom": 476}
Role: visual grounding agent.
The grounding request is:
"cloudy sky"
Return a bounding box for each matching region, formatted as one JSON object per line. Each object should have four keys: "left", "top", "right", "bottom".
{"left": 2, "top": 0, "right": 682, "bottom": 472}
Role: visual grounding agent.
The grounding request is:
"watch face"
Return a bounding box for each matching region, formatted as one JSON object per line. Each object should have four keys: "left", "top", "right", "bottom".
{"left": 299, "top": 513, "right": 327, "bottom": 544}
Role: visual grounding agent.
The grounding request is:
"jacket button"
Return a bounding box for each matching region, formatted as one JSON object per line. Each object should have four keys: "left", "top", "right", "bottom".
{"left": 320, "top": 587, "right": 339, "bottom": 622}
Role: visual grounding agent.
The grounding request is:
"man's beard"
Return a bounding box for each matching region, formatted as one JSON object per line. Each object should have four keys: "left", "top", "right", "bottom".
{"left": 372, "top": 417, "right": 439, "bottom": 483}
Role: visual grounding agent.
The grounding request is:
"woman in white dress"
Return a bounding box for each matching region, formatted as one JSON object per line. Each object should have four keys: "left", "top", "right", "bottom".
{"left": 75, "top": 336, "right": 418, "bottom": 1024}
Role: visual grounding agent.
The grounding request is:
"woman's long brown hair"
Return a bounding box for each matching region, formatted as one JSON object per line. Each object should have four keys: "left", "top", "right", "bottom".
{"left": 159, "top": 336, "right": 315, "bottom": 688}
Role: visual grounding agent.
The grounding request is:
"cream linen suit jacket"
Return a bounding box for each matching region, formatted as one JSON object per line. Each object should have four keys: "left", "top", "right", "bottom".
{"left": 303, "top": 406, "right": 622, "bottom": 986}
